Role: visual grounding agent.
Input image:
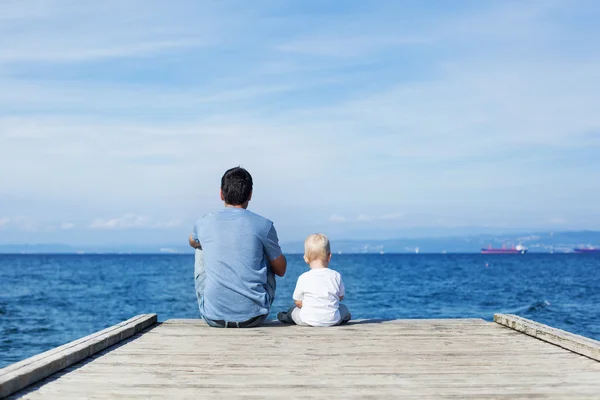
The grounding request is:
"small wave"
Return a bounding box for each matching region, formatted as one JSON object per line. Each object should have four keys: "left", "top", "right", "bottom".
{"left": 506, "top": 300, "right": 551, "bottom": 314}
{"left": 528, "top": 300, "right": 551, "bottom": 312}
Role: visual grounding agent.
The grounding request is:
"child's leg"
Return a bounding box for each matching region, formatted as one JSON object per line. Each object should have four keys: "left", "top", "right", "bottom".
{"left": 338, "top": 304, "right": 351, "bottom": 325}
{"left": 277, "top": 306, "right": 298, "bottom": 324}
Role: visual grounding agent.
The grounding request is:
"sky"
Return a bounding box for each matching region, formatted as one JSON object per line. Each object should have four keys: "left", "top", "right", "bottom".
{"left": 1, "top": 0, "right": 599, "bottom": 245}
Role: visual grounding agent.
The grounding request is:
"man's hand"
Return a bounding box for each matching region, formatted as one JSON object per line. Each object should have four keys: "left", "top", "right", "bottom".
{"left": 269, "top": 254, "right": 287, "bottom": 277}
{"left": 294, "top": 300, "right": 303, "bottom": 308}
{"left": 188, "top": 234, "right": 201, "bottom": 249}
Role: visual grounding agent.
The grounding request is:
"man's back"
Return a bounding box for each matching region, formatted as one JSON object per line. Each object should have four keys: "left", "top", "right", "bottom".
{"left": 193, "top": 207, "right": 282, "bottom": 321}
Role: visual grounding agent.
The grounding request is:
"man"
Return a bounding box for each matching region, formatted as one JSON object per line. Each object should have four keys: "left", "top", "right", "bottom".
{"left": 189, "top": 167, "right": 287, "bottom": 328}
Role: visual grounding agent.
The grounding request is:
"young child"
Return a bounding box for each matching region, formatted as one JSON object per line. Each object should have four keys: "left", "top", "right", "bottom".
{"left": 277, "top": 233, "right": 351, "bottom": 327}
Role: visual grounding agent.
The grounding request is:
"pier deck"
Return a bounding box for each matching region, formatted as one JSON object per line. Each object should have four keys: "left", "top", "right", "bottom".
{"left": 2, "top": 315, "right": 600, "bottom": 399}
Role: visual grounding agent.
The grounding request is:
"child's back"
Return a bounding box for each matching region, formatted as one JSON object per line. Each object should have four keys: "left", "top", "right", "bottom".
{"left": 293, "top": 268, "right": 344, "bottom": 326}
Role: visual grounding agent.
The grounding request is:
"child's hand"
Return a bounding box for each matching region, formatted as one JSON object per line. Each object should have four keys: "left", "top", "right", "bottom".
{"left": 294, "top": 300, "right": 303, "bottom": 308}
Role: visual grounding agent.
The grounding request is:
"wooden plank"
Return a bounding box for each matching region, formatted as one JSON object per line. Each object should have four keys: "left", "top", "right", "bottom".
{"left": 494, "top": 314, "right": 600, "bottom": 362}
{"left": 0, "top": 314, "right": 157, "bottom": 398}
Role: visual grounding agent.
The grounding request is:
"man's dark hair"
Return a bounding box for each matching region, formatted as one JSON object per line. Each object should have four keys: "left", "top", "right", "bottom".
{"left": 221, "top": 167, "right": 253, "bottom": 205}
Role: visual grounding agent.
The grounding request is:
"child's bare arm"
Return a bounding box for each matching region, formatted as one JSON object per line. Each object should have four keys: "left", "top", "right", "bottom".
{"left": 294, "top": 300, "right": 303, "bottom": 308}
{"left": 339, "top": 295, "right": 344, "bottom": 301}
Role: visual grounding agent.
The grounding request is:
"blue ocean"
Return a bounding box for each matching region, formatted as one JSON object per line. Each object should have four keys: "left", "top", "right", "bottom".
{"left": 1, "top": 253, "right": 599, "bottom": 369}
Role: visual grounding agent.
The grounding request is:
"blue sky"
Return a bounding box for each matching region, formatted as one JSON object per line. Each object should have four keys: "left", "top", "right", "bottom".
{"left": 1, "top": 0, "right": 599, "bottom": 244}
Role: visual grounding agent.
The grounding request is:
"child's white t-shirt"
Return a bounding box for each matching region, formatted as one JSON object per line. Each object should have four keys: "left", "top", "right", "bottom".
{"left": 292, "top": 268, "right": 345, "bottom": 327}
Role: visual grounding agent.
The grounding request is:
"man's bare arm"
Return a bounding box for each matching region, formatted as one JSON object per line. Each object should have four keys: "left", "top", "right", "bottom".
{"left": 294, "top": 300, "right": 303, "bottom": 308}
{"left": 188, "top": 234, "right": 201, "bottom": 249}
{"left": 270, "top": 254, "right": 287, "bottom": 277}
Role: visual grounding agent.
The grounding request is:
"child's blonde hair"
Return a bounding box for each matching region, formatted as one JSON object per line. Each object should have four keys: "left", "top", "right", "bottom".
{"left": 304, "top": 233, "right": 331, "bottom": 263}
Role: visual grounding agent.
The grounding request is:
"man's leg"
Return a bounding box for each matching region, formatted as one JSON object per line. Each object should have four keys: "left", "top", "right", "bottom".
{"left": 240, "top": 313, "right": 269, "bottom": 328}
{"left": 338, "top": 304, "right": 351, "bottom": 325}
{"left": 194, "top": 248, "right": 206, "bottom": 316}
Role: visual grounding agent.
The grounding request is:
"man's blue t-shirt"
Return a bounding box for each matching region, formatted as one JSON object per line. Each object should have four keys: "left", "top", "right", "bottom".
{"left": 192, "top": 207, "right": 283, "bottom": 321}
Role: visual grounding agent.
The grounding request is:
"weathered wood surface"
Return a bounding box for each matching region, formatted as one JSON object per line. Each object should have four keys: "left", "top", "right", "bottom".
{"left": 494, "top": 313, "right": 600, "bottom": 362}
{"left": 0, "top": 314, "right": 157, "bottom": 399}
{"left": 7, "top": 318, "right": 600, "bottom": 399}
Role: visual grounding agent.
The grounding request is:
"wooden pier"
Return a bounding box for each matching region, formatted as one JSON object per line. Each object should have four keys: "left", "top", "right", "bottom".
{"left": 1, "top": 314, "right": 599, "bottom": 399}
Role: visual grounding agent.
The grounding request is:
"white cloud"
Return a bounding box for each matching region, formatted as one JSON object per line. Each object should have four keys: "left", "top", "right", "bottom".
{"left": 0, "top": 39, "right": 202, "bottom": 64}
{"left": 88, "top": 215, "right": 185, "bottom": 230}
{"left": 6, "top": 216, "right": 38, "bottom": 231}
{"left": 352, "top": 213, "right": 405, "bottom": 222}
{"left": 0, "top": 216, "right": 40, "bottom": 231}
{"left": 0, "top": 1, "right": 237, "bottom": 64}
{"left": 89, "top": 214, "right": 151, "bottom": 229}
{"left": 277, "top": 35, "right": 427, "bottom": 58}
{"left": 153, "top": 219, "right": 184, "bottom": 229}
{"left": 380, "top": 213, "right": 405, "bottom": 221}
{"left": 61, "top": 222, "right": 75, "bottom": 230}
{"left": 329, "top": 214, "right": 346, "bottom": 223}
{"left": 550, "top": 218, "right": 567, "bottom": 225}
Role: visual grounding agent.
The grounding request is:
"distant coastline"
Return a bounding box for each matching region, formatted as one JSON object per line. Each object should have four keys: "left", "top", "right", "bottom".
{"left": 1, "top": 230, "right": 599, "bottom": 255}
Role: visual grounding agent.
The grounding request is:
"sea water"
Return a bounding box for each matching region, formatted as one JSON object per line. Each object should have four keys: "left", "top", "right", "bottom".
{"left": 1, "top": 253, "right": 599, "bottom": 368}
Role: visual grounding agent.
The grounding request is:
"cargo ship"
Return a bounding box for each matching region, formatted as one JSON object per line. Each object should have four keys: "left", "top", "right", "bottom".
{"left": 573, "top": 247, "right": 600, "bottom": 254}
{"left": 481, "top": 244, "right": 527, "bottom": 254}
